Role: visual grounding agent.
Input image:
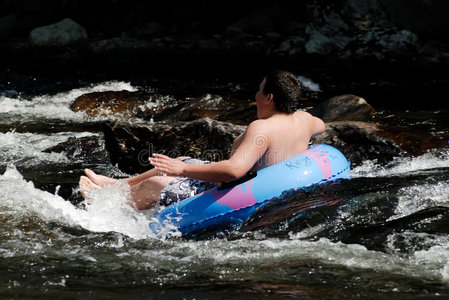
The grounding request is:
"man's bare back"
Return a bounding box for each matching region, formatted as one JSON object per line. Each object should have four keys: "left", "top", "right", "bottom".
{"left": 233, "top": 111, "right": 325, "bottom": 172}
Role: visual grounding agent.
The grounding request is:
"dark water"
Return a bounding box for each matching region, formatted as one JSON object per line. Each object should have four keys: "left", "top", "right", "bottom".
{"left": 1, "top": 78, "right": 449, "bottom": 299}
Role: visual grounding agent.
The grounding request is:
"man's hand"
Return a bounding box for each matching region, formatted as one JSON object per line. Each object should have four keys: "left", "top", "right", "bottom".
{"left": 149, "top": 154, "right": 186, "bottom": 176}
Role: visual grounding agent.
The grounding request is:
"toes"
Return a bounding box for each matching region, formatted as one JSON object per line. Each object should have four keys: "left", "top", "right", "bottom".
{"left": 84, "top": 168, "right": 95, "bottom": 177}
{"left": 79, "top": 176, "right": 89, "bottom": 189}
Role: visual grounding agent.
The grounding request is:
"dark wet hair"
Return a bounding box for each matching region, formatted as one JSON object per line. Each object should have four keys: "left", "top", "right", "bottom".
{"left": 263, "top": 70, "right": 302, "bottom": 113}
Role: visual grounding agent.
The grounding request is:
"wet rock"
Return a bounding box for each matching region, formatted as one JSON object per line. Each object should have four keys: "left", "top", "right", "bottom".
{"left": 29, "top": 18, "right": 88, "bottom": 47}
{"left": 376, "top": 124, "right": 445, "bottom": 157}
{"left": 43, "top": 136, "right": 109, "bottom": 164}
{"left": 307, "top": 94, "right": 376, "bottom": 122}
{"left": 311, "top": 121, "right": 403, "bottom": 165}
{"left": 167, "top": 94, "right": 256, "bottom": 125}
{"left": 328, "top": 206, "right": 449, "bottom": 253}
{"left": 312, "top": 119, "right": 446, "bottom": 166}
{"left": 104, "top": 118, "right": 246, "bottom": 174}
{"left": 70, "top": 90, "right": 146, "bottom": 117}
{"left": 70, "top": 90, "right": 255, "bottom": 124}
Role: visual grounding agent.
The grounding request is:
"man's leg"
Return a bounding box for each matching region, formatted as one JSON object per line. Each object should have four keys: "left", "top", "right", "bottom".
{"left": 84, "top": 168, "right": 161, "bottom": 187}
{"left": 129, "top": 176, "right": 176, "bottom": 210}
{"left": 79, "top": 174, "right": 176, "bottom": 210}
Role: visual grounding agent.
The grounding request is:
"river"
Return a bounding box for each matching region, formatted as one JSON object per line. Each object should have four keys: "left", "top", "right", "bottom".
{"left": 1, "top": 78, "right": 449, "bottom": 299}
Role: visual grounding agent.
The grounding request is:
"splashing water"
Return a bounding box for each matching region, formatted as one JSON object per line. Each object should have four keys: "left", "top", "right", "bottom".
{"left": 0, "top": 81, "right": 137, "bottom": 122}
{"left": 0, "top": 165, "right": 157, "bottom": 240}
{"left": 351, "top": 149, "right": 449, "bottom": 178}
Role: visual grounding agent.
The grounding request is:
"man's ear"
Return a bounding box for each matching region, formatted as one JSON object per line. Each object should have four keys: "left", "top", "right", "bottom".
{"left": 266, "top": 94, "right": 273, "bottom": 103}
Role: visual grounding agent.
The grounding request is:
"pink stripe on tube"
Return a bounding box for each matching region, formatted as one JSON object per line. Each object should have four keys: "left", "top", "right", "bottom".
{"left": 303, "top": 146, "right": 332, "bottom": 179}
{"left": 210, "top": 180, "right": 257, "bottom": 210}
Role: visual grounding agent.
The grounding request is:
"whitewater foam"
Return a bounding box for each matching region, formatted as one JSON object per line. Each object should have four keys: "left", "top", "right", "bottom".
{"left": 0, "top": 131, "right": 99, "bottom": 167}
{"left": 0, "top": 166, "right": 157, "bottom": 240}
{"left": 297, "top": 75, "right": 321, "bottom": 92}
{"left": 351, "top": 149, "right": 449, "bottom": 178}
{"left": 0, "top": 81, "right": 138, "bottom": 121}
{"left": 392, "top": 182, "right": 449, "bottom": 220}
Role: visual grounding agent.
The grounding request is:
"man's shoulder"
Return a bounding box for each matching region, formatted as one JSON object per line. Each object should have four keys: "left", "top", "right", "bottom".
{"left": 244, "top": 119, "right": 272, "bottom": 138}
{"left": 247, "top": 119, "right": 271, "bottom": 131}
{"left": 293, "top": 110, "right": 312, "bottom": 118}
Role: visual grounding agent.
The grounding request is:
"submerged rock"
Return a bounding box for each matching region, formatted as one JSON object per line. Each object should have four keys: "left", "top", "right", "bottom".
{"left": 104, "top": 118, "right": 245, "bottom": 174}
{"left": 43, "top": 135, "right": 109, "bottom": 164}
{"left": 376, "top": 124, "right": 446, "bottom": 157}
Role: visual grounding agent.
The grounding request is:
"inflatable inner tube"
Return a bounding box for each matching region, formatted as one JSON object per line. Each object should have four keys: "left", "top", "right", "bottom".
{"left": 149, "top": 144, "right": 350, "bottom": 236}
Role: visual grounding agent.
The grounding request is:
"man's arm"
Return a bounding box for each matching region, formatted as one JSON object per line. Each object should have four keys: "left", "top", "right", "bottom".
{"left": 150, "top": 121, "right": 268, "bottom": 182}
{"left": 311, "top": 115, "right": 325, "bottom": 137}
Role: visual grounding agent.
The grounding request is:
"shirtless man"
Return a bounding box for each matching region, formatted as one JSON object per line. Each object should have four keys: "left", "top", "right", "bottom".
{"left": 79, "top": 70, "right": 325, "bottom": 210}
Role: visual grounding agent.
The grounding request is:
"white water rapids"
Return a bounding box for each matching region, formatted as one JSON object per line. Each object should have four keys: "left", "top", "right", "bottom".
{"left": 1, "top": 80, "right": 449, "bottom": 298}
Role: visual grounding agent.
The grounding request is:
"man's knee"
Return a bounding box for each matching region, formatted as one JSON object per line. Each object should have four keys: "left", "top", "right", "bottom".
{"left": 142, "top": 176, "right": 174, "bottom": 189}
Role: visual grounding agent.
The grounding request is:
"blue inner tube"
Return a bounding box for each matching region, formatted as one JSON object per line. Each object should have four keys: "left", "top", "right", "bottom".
{"left": 149, "top": 144, "right": 350, "bottom": 236}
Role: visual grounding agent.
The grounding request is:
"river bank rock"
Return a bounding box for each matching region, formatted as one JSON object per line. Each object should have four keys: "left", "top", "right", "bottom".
{"left": 103, "top": 118, "right": 246, "bottom": 174}
{"left": 307, "top": 94, "right": 376, "bottom": 122}
{"left": 2, "top": 0, "right": 449, "bottom": 80}
{"left": 29, "top": 18, "right": 87, "bottom": 47}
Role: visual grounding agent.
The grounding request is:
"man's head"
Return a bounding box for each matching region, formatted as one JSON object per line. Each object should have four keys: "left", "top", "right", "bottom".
{"left": 263, "top": 70, "right": 302, "bottom": 113}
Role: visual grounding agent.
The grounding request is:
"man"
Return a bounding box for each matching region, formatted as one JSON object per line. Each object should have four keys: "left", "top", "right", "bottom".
{"left": 79, "top": 70, "right": 325, "bottom": 209}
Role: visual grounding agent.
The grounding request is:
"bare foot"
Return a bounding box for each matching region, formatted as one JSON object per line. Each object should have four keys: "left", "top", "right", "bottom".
{"left": 79, "top": 175, "right": 101, "bottom": 199}
{"left": 84, "top": 168, "right": 117, "bottom": 187}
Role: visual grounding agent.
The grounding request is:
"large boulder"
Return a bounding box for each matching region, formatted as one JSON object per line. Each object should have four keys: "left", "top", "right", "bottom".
{"left": 71, "top": 90, "right": 256, "bottom": 124}
{"left": 71, "top": 90, "right": 146, "bottom": 118}
{"left": 307, "top": 94, "right": 376, "bottom": 122}
{"left": 103, "top": 118, "right": 246, "bottom": 174}
{"left": 166, "top": 94, "right": 256, "bottom": 125}
{"left": 311, "top": 120, "right": 445, "bottom": 166}
{"left": 29, "top": 18, "right": 88, "bottom": 47}
{"left": 311, "top": 121, "right": 403, "bottom": 165}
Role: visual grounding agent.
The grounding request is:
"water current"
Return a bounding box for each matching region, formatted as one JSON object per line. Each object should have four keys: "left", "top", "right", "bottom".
{"left": 1, "top": 80, "right": 448, "bottom": 299}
